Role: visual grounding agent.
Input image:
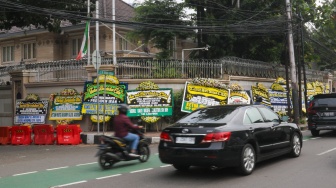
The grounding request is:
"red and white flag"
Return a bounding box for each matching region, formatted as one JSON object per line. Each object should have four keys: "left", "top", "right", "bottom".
{"left": 76, "top": 21, "right": 90, "bottom": 60}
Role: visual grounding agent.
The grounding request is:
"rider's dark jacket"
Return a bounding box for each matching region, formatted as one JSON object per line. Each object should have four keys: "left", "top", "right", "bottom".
{"left": 113, "top": 114, "right": 140, "bottom": 138}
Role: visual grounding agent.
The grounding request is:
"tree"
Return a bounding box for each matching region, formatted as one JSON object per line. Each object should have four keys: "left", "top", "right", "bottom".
{"left": 130, "top": 0, "right": 190, "bottom": 59}
{"left": 305, "top": 0, "right": 336, "bottom": 70}
{"left": 184, "top": 0, "right": 319, "bottom": 63}
{"left": 0, "top": 0, "right": 93, "bottom": 33}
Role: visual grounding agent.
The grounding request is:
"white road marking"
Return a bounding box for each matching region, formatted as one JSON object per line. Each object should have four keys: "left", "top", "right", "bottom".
{"left": 311, "top": 137, "right": 321, "bottom": 140}
{"left": 76, "top": 162, "right": 97, "bottom": 166}
{"left": 47, "top": 166, "right": 69, "bottom": 171}
{"left": 13, "top": 171, "right": 38, "bottom": 176}
{"left": 50, "top": 181, "right": 87, "bottom": 188}
{"left": 130, "top": 168, "right": 153, "bottom": 173}
{"left": 160, "top": 165, "right": 172, "bottom": 168}
{"left": 317, "top": 147, "right": 336, "bottom": 156}
{"left": 303, "top": 139, "right": 308, "bottom": 142}
{"left": 96, "top": 174, "right": 122, "bottom": 180}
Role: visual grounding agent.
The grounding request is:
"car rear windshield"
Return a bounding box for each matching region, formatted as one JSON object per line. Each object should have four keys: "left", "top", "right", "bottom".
{"left": 177, "top": 106, "right": 238, "bottom": 124}
{"left": 313, "top": 98, "right": 336, "bottom": 107}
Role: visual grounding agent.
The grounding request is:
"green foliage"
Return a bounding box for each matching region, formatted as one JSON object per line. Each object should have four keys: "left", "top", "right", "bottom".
{"left": 184, "top": 0, "right": 320, "bottom": 64}
{"left": 164, "top": 89, "right": 187, "bottom": 123}
{"left": 131, "top": 0, "right": 190, "bottom": 59}
{"left": 307, "top": 1, "right": 336, "bottom": 69}
{"left": 0, "top": 0, "right": 94, "bottom": 33}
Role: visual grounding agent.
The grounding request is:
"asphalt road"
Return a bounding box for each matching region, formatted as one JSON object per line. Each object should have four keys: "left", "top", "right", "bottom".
{"left": 1, "top": 130, "right": 336, "bottom": 188}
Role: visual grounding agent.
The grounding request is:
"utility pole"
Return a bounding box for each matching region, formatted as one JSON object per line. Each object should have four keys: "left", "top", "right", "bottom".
{"left": 112, "top": 0, "right": 116, "bottom": 65}
{"left": 96, "top": 0, "right": 100, "bottom": 133}
{"left": 286, "top": 0, "right": 300, "bottom": 124}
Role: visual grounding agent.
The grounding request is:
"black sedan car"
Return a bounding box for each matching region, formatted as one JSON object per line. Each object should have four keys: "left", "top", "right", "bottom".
{"left": 158, "top": 105, "right": 302, "bottom": 175}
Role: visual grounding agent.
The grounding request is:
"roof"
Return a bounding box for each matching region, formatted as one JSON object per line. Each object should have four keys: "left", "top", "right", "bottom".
{"left": 313, "top": 93, "right": 336, "bottom": 99}
{"left": 0, "top": 0, "right": 134, "bottom": 39}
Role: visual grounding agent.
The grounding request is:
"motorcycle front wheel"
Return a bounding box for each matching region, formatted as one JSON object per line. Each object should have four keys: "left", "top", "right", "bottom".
{"left": 99, "top": 152, "right": 116, "bottom": 170}
{"left": 138, "top": 145, "right": 150, "bottom": 162}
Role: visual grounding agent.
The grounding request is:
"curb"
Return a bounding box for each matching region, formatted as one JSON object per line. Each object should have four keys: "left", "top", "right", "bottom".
{"left": 80, "top": 134, "right": 160, "bottom": 145}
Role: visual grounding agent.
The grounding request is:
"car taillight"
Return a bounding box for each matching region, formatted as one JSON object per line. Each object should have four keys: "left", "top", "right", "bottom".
{"left": 307, "top": 101, "right": 317, "bottom": 115}
{"left": 201, "top": 132, "right": 231, "bottom": 143}
{"left": 160, "top": 132, "right": 172, "bottom": 142}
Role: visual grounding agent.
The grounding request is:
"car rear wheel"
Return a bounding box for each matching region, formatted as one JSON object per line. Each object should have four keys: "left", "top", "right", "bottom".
{"left": 236, "top": 144, "right": 255, "bottom": 175}
{"left": 289, "top": 132, "right": 301, "bottom": 157}
{"left": 311, "top": 129, "right": 320, "bottom": 137}
{"left": 173, "top": 164, "right": 190, "bottom": 171}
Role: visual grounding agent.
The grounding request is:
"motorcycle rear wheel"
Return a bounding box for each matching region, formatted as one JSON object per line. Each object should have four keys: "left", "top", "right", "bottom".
{"left": 99, "top": 152, "right": 116, "bottom": 169}
{"left": 138, "top": 145, "right": 150, "bottom": 162}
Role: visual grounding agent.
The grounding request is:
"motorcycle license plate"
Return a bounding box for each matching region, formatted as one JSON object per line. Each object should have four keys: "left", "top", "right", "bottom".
{"left": 176, "top": 137, "right": 195, "bottom": 144}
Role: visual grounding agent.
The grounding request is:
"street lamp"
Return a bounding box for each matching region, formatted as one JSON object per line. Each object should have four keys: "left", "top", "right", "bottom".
{"left": 182, "top": 45, "right": 210, "bottom": 78}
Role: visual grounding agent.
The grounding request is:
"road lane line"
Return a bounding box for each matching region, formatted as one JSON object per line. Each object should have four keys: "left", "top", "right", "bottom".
{"left": 160, "top": 165, "right": 172, "bottom": 168}
{"left": 13, "top": 171, "right": 38, "bottom": 176}
{"left": 317, "top": 147, "right": 336, "bottom": 156}
{"left": 50, "top": 181, "right": 87, "bottom": 188}
{"left": 311, "top": 137, "right": 321, "bottom": 140}
{"left": 130, "top": 168, "right": 153, "bottom": 173}
{"left": 76, "top": 162, "right": 97, "bottom": 166}
{"left": 303, "top": 139, "right": 308, "bottom": 142}
{"left": 47, "top": 166, "right": 69, "bottom": 171}
{"left": 96, "top": 174, "right": 122, "bottom": 180}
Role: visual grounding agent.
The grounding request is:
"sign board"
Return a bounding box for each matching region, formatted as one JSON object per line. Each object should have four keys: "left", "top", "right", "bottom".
{"left": 14, "top": 100, "right": 49, "bottom": 124}
{"left": 181, "top": 82, "right": 229, "bottom": 113}
{"left": 126, "top": 89, "right": 173, "bottom": 117}
{"left": 92, "top": 50, "right": 101, "bottom": 69}
{"left": 98, "top": 70, "right": 114, "bottom": 76}
{"left": 49, "top": 95, "right": 83, "bottom": 120}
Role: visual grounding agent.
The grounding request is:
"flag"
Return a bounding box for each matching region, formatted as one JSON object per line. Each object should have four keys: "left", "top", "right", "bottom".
{"left": 76, "top": 21, "right": 90, "bottom": 60}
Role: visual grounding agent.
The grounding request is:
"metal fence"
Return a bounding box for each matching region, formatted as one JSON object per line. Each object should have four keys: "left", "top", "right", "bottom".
{"left": 0, "top": 57, "right": 329, "bottom": 83}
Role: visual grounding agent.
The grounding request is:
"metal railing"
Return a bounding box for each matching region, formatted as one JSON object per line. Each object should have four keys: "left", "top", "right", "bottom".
{"left": 0, "top": 57, "right": 330, "bottom": 83}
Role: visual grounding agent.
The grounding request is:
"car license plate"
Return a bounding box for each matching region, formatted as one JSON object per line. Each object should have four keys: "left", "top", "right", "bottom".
{"left": 323, "top": 112, "right": 334, "bottom": 116}
{"left": 176, "top": 137, "right": 195, "bottom": 144}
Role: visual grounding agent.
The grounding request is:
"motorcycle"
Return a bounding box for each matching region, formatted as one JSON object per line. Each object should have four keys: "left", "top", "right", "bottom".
{"left": 95, "top": 128, "right": 150, "bottom": 170}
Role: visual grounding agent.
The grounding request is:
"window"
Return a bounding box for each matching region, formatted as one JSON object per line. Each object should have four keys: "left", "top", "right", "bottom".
{"left": 177, "top": 106, "right": 237, "bottom": 125}
{"left": 259, "top": 107, "right": 279, "bottom": 122}
{"left": 119, "top": 37, "right": 128, "bottom": 50}
{"left": 72, "top": 38, "right": 82, "bottom": 56}
{"left": 246, "top": 107, "right": 264, "bottom": 123}
{"left": 243, "top": 112, "right": 252, "bottom": 124}
{"left": 22, "top": 42, "right": 36, "bottom": 60}
{"left": 2, "top": 45, "right": 14, "bottom": 62}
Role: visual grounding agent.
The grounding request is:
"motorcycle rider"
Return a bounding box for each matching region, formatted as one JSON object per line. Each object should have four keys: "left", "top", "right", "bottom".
{"left": 114, "top": 104, "right": 143, "bottom": 157}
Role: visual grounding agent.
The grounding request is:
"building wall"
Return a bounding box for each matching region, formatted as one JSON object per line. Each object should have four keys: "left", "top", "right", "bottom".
{"left": 0, "top": 86, "right": 13, "bottom": 126}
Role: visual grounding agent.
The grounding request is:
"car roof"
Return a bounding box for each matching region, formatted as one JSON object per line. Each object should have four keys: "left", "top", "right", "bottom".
{"left": 313, "top": 93, "right": 336, "bottom": 99}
